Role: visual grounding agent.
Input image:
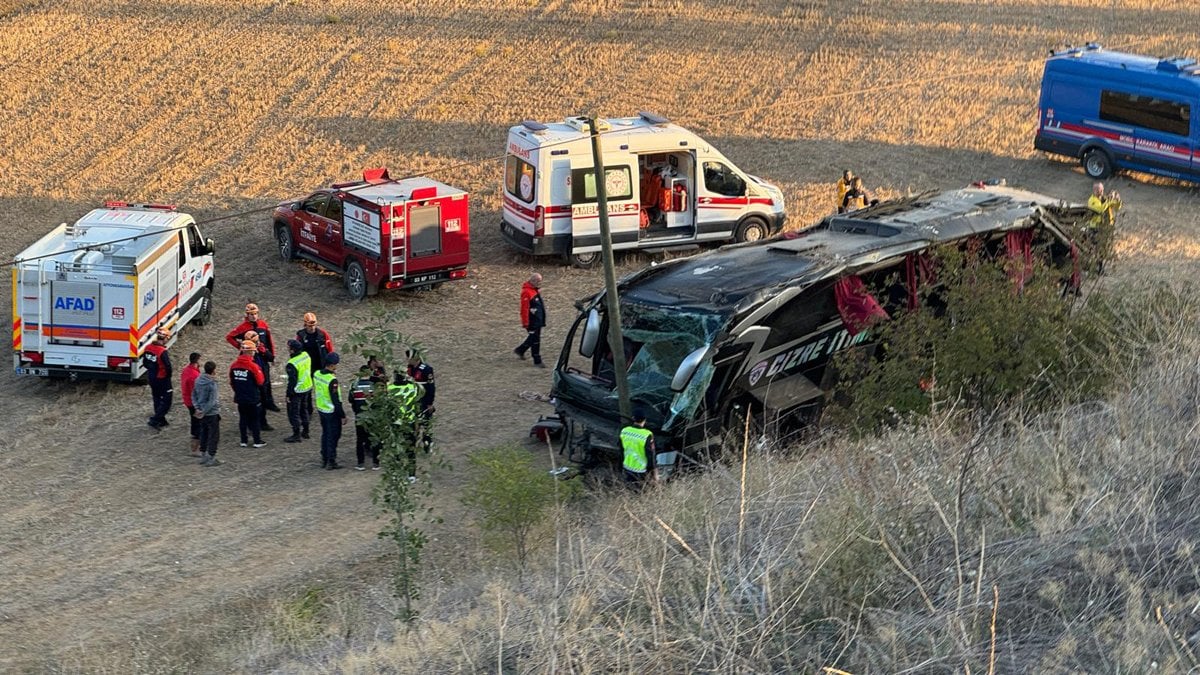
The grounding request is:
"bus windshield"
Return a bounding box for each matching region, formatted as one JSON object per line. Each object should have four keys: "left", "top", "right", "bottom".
{"left": 605, "top": 303, "right": 726, "bottom": 412}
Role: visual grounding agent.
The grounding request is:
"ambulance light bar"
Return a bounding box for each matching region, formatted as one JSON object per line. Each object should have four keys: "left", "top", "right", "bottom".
{"left": 638, "top": 111, "right": 670, "bottom": 126}
{"left": 103, "top": 201, "right": 177, "bottom": 211}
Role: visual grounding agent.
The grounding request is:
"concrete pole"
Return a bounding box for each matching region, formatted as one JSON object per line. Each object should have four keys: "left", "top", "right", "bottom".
{"left": 587, "top": 117, "right": 632, "bottom": 425}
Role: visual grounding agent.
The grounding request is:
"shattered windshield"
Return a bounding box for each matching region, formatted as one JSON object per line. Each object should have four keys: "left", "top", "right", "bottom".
{"left": 619, "top": 303, "right": 726, "bottom": 411}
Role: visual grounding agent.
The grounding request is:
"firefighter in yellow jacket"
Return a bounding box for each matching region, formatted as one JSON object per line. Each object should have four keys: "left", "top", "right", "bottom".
{"left": 1085, "top": 181, "right": 1121, "bottom": 273}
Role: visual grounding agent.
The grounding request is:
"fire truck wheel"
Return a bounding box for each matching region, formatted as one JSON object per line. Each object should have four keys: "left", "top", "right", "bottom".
{"left": 276, "top": 225, "right": 296, "bottom": 261}
{"left": 734, "top": 217, "right": 768, "bottom": 243}
{"left": 193, "top": 288, "right": 213, "bottom": 326}
{"left": 569, "top": 251, "right": 599, "bottom": 269}
{"left": 344, "top": 260, "right": 368, "bottom": 301}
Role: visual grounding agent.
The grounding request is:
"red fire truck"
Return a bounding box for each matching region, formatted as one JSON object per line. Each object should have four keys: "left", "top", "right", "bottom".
{"left": 273, "top": 168, "right": 470, "bottom": 300}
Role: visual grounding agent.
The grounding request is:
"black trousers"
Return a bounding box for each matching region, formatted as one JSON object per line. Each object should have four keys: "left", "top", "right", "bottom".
{"left": 319, "top": 412, "right": 341, "bottom": 465}
{"left": 260, "top": 360, "right": 276, "bottom": 408}
{"left": 287, "top": 391, "right": 312, "bottom": 434}
{"left": 149, "top": 379, "right": 173, "bottom": 424}
{"left": 237, "top": 402, "right": 262, "bottom": 443}
{"left": 198, "top": 414, "right": 221, "bottom": 456}
{"left": 187, "top": 405, "right": 201, "bottom": 439}
{"left": 516, "top": 327, "right": 542, "bottom": 364}
{"left": 355, "top": 424, "right": 380, "bottom": 466}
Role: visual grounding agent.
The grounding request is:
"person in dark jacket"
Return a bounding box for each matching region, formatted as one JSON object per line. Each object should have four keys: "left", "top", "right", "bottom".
{"left": 229, "top": 340, "right": 266, "bottom": 448}
{"left": 143, "top": 328, "right": 174, "bottom": 429}
{"left": 244, "top": 330, "right": 275, "bottom": 432}
{"left": 313, "top": 352, "right": 346, "bottom": 470}
{"left": 513, "top": 273, "right": 547, "bottom": 367}
{"left": 191, "top": 361, "right": 222, "bottom": 466}
{"left": 840, "top": 177, "right": 875, "bottom": 213}
{"left": 406, "top": 350, "right": 436, "bottom": 453}
{"left": 350, "top": 364, "right": 382, "bottom": 470}
{"left": 297, "top": 312, "right": 335, "bottom": 421}
{"left": 225, "top": 303, "right": 279, "bottom": 411}
{"left": 283, "top": 339, "right": 313, "bottom": 443}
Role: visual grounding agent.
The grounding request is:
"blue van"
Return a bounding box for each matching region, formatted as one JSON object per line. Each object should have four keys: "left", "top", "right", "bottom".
{"left": 1035, "top": 43, "right": 1200, "bottom": 183}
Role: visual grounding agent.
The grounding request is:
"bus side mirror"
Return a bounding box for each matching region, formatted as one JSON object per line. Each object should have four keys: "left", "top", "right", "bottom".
{"left": 579, "top": 308, "right": 601, "bottom": 358}
{"left": 671, "top": 346, "right": 708, "bottom": 392}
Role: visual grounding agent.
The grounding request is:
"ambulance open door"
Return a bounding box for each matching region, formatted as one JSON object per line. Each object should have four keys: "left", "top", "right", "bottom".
{"left": 569, "top": 161, "right": 639, "bottom": 256}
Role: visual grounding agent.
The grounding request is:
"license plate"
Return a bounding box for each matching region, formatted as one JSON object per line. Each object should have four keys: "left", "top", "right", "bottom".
{"left": 408, "top": 272, "right": 448, "bottom": 284}
{"left": 15, "top": 367, "right": 48, "bottom": 376}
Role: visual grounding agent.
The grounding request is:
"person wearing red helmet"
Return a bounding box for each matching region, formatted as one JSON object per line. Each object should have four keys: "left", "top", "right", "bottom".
{"left": 229, "top": 339, "right": 266, "bottom": 448}
{"left": 226, "top": 302, "right": 279, "bottom": 412}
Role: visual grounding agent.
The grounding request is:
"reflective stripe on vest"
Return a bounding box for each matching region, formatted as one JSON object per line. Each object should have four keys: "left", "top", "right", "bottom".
{"left": 313, "top": 370, "right": 337, "bottom": 413}
{"left": 289, "top": 352, "right": 313, "bottom": 393}
{"left": 621, "top": 426, "right": 652, "bottom": 473}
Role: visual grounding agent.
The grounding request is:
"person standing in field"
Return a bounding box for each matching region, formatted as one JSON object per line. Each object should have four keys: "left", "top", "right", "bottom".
{"left": 143, "top": 328, "right": 174, "bottom": 429}
{"left": 620, "top": 407, "right": 658, "bottom": 489}
{"left": 244, "top": 330, "right": 275, "bottom": 432}
{"left": 350, "top": 363, "right": 382, "bottom": 471}
{"left": 513, "top": 273, "right": 547, "bottom": 368}
{"left": 406, "top": 350, "right": 436, "bottom": 453}
{"left": 192, "top": 361, "right": 222, "bottom": 467}
{"left": 229, "top": 339, "right": 266, "bottom": 448}
{"left": 297, "top": 312, "right": 335, "bottom": 427}
{"left": 181, "top": 351, "right": 203, "bottom": 456}
{"left": 283, "top": 339, "right": 312, "bottom": 443}
{"left": 225, "top": 303, "right": 279, "bottom": 412}
{"left": 313, "top": 352, "right": 346, "bottom": 470}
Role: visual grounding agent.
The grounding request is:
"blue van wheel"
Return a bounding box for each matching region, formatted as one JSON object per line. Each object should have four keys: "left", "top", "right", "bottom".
{"left": 1083, "top": 149, "right": 1114, "bottom": 179}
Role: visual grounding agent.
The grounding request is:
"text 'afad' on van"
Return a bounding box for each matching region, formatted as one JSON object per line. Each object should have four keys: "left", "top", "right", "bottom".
{"left": 1035, "top": 43, "right": 1200, "bottom": 184}
{"left": 499, "top": 111, "right": 787, "bottom": 269}
{"left": 13, "top": 203, "right": 216, "bottom": 381}
{"left": 549, "top": 184, "right": 1085, "bottom": 478}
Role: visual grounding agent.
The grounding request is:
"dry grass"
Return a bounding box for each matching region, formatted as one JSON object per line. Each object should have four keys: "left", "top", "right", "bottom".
{"left": 0, "top": 0, "right": 1198, "bottom": 671}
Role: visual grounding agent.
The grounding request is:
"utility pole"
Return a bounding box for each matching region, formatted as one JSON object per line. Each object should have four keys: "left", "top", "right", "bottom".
{"left": 588, "top": 116, "right": 632, "bottom": 424}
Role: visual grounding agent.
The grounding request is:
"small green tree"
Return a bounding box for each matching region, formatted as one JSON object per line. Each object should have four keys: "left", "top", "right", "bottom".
{"left": 343, "top": 306, "right": 432, "bottom": 624}
{"left": 462, "top": 445, "right": 578, "bottom": 577}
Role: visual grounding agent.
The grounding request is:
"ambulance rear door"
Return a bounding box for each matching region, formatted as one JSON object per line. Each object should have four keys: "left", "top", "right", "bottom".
{"left": 569, "top": 159, "right": 639, "bottom": 260}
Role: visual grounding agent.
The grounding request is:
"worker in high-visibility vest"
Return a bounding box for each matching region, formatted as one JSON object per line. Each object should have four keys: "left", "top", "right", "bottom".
{"left": 387, "top": 373, "right": 424, "bottom": 480}
{"left": 1087, "top": 181, "right": 1121, "bottom": 229}
{"left": 313, "top": 352, "right": 346, "bottom": 470}
{"left": 619, "top": 407, "right": 658, "bottom": 488}
{"left": 283, "top": 339, "right": 312, "bottom": 443}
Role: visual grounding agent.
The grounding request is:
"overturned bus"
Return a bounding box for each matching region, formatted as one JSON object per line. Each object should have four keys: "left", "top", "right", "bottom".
{"left": 550, "top": 184, "right": 1085, "bottom": 474}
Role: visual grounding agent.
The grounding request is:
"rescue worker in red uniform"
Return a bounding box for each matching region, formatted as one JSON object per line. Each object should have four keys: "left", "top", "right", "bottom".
{"left": 181, "top": 351, "right": 203, "bottom": 455}
{"left": 296, "top": 312, "right": 335, "bottom": 425}
{"left": 143, "top": 328, "right": 174, "bottom": 429}
{"left": 229, "top": 339, "right": 266, "bottom": 448}
{"left": 406, "top": 350, "right": 436, "bottom": 453}
{"left": 225, "top": 303, "right": 279, "bottom": 412}
{"left": 513, "top": 273, "right": 546, "bottom": 367}
{"left": 244, "top": 330, "right": 275, "bottom": 431}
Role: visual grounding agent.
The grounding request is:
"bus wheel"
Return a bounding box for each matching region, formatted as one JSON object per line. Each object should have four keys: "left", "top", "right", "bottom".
{"left": 569, "top": 251, "right": 599, "bottom": 269}
{"left": 1082, "top": 149, "right": 1113, "bottom": 179}
{"left": 344, "top": 260, "right": 368, "bottom": 301}
{"left": 734, "top": 217, "right": 768, "bottom": 243}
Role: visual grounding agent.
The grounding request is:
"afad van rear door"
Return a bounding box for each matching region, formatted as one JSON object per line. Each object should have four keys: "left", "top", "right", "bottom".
{"left": 569, "top": 161, "right": 639, "bottom": 255}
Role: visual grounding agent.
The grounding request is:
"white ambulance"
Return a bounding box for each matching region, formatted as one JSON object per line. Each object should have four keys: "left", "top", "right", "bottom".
{"left": 499, "top": 112, "right": 787, "bottom": 268}
{"left": 12, "top": 203, "right": 215, "bottom": 381}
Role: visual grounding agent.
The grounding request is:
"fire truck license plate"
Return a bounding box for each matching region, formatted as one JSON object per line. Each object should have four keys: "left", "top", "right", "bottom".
{"left": 15, "top": 367, "right": 48, "bottom": 376}
{"left": 409, "top": 272, "right": 448, "bottom": 284}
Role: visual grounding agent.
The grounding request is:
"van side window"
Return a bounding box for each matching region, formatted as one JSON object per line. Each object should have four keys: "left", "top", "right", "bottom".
{"left": 570, "top": 166, "right": 633, "bottom": 203}
{"left": 505, "top": 155, "right": 537, "bottom": 203}
{"left": 1100, "top": 90, "right": 1191, "bottom": 136}
{"left": 703, "top": 162, "right": 746, "bottom": 197}
{"left": 325, "top": 197, "right": 343, "bottom": 222}
{"left": 302, "top": 193, "right": 328, "bottom": 215}
{"left": 763, "top": 284, "right": 839, "bottom": 350}
{"left": 185, "top": 225, "right": 204, "bottom": 257}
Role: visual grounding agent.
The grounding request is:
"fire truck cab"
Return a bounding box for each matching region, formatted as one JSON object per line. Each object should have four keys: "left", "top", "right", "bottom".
{"left": 499, "top": 112, "right": 787, "bottom": 268}
{"left": 273, "top": 168, "right": 470, "bottom": 300}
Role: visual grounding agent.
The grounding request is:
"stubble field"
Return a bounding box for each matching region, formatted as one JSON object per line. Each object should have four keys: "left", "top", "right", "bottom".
{"left": 0, "top": 0, "right": 1197, "bottom": 669}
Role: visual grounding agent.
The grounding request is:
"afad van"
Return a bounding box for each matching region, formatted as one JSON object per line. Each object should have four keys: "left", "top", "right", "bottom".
{"left": 549, "top": 185, "right": 1084, "bottom": 477}
{"left": 499, "top": 112, "right": 787, "bottom": 268}
{"left": 1035, "top": 43, "right": 1200, "bottom": 183}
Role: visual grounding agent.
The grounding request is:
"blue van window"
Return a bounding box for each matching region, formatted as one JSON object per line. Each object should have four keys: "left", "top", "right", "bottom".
{"left": 1100, "top": 90, "right": 1191, "bottom": 136}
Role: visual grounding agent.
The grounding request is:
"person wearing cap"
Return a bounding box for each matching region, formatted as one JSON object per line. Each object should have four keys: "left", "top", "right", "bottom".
{"left": 296, "top": 312, "right": 335, "bottom": 422}
{"left": 514, "top": 273, "right": 547, "bottom": 367}
{"left": 143, "top": 328, "right": 174, "bottom": 429}
{"left": 350, "top": 363, "right": 382, "bottom": 471}
{"left": 620, "top": 407, "right": 658, "bottom": 488}
{"left": 229, "top": 339, "right": 267, "bottom": 448}
{"left": 312, "top": 352, "right": 346, "bottom": 470}
{"left": 405, "top": 350, "right": 436, "bottom": 453}
{"left": 244, "top": 330, "right": 275, "bottom": 432}
{"left": 836, "top": 170, "right": 855, "bottom": 210}
{"left": 226, "top": 302, "right": 279, "bottom": 412}
{"left": 181, "top": 351, "right": 203, "bottom": 456}
{"left": 191, "top": 361, "right": 222, "bottom": 466}
{"left": 283, "top": 339, "right": 313, "bottom": 443}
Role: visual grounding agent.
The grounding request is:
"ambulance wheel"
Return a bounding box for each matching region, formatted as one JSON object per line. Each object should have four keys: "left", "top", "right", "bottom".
{"left": 1082, "top": 149, "right": 1113, "bottom": 179}
{"left": 734, "top": 217, "right": 768, "bottom": 243}
{"left": 569, "top": 251, "right": 599, "bottom": 269}
{"left": 193, "top": 288, "right": 213, "bottom": 326}
{"left": 344, "top": 260, "right": 368, "bottom": 301}
{"left": 276, "top": 225, "right": 296, "bottom": 261}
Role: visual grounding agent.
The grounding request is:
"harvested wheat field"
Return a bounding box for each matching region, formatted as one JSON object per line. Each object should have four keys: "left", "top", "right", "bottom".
{"left": 1, "top": 0, "right": 1198, "bottom": 670}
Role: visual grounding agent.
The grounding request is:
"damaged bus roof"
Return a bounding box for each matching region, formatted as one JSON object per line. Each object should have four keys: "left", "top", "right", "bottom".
{"left": 616, "top": 185, "right": 1075, "bottom": 313}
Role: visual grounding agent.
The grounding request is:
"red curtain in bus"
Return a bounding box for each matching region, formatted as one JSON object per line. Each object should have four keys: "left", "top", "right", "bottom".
{"left": 835, "top": 275, "right": 890, "bottom": 336}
